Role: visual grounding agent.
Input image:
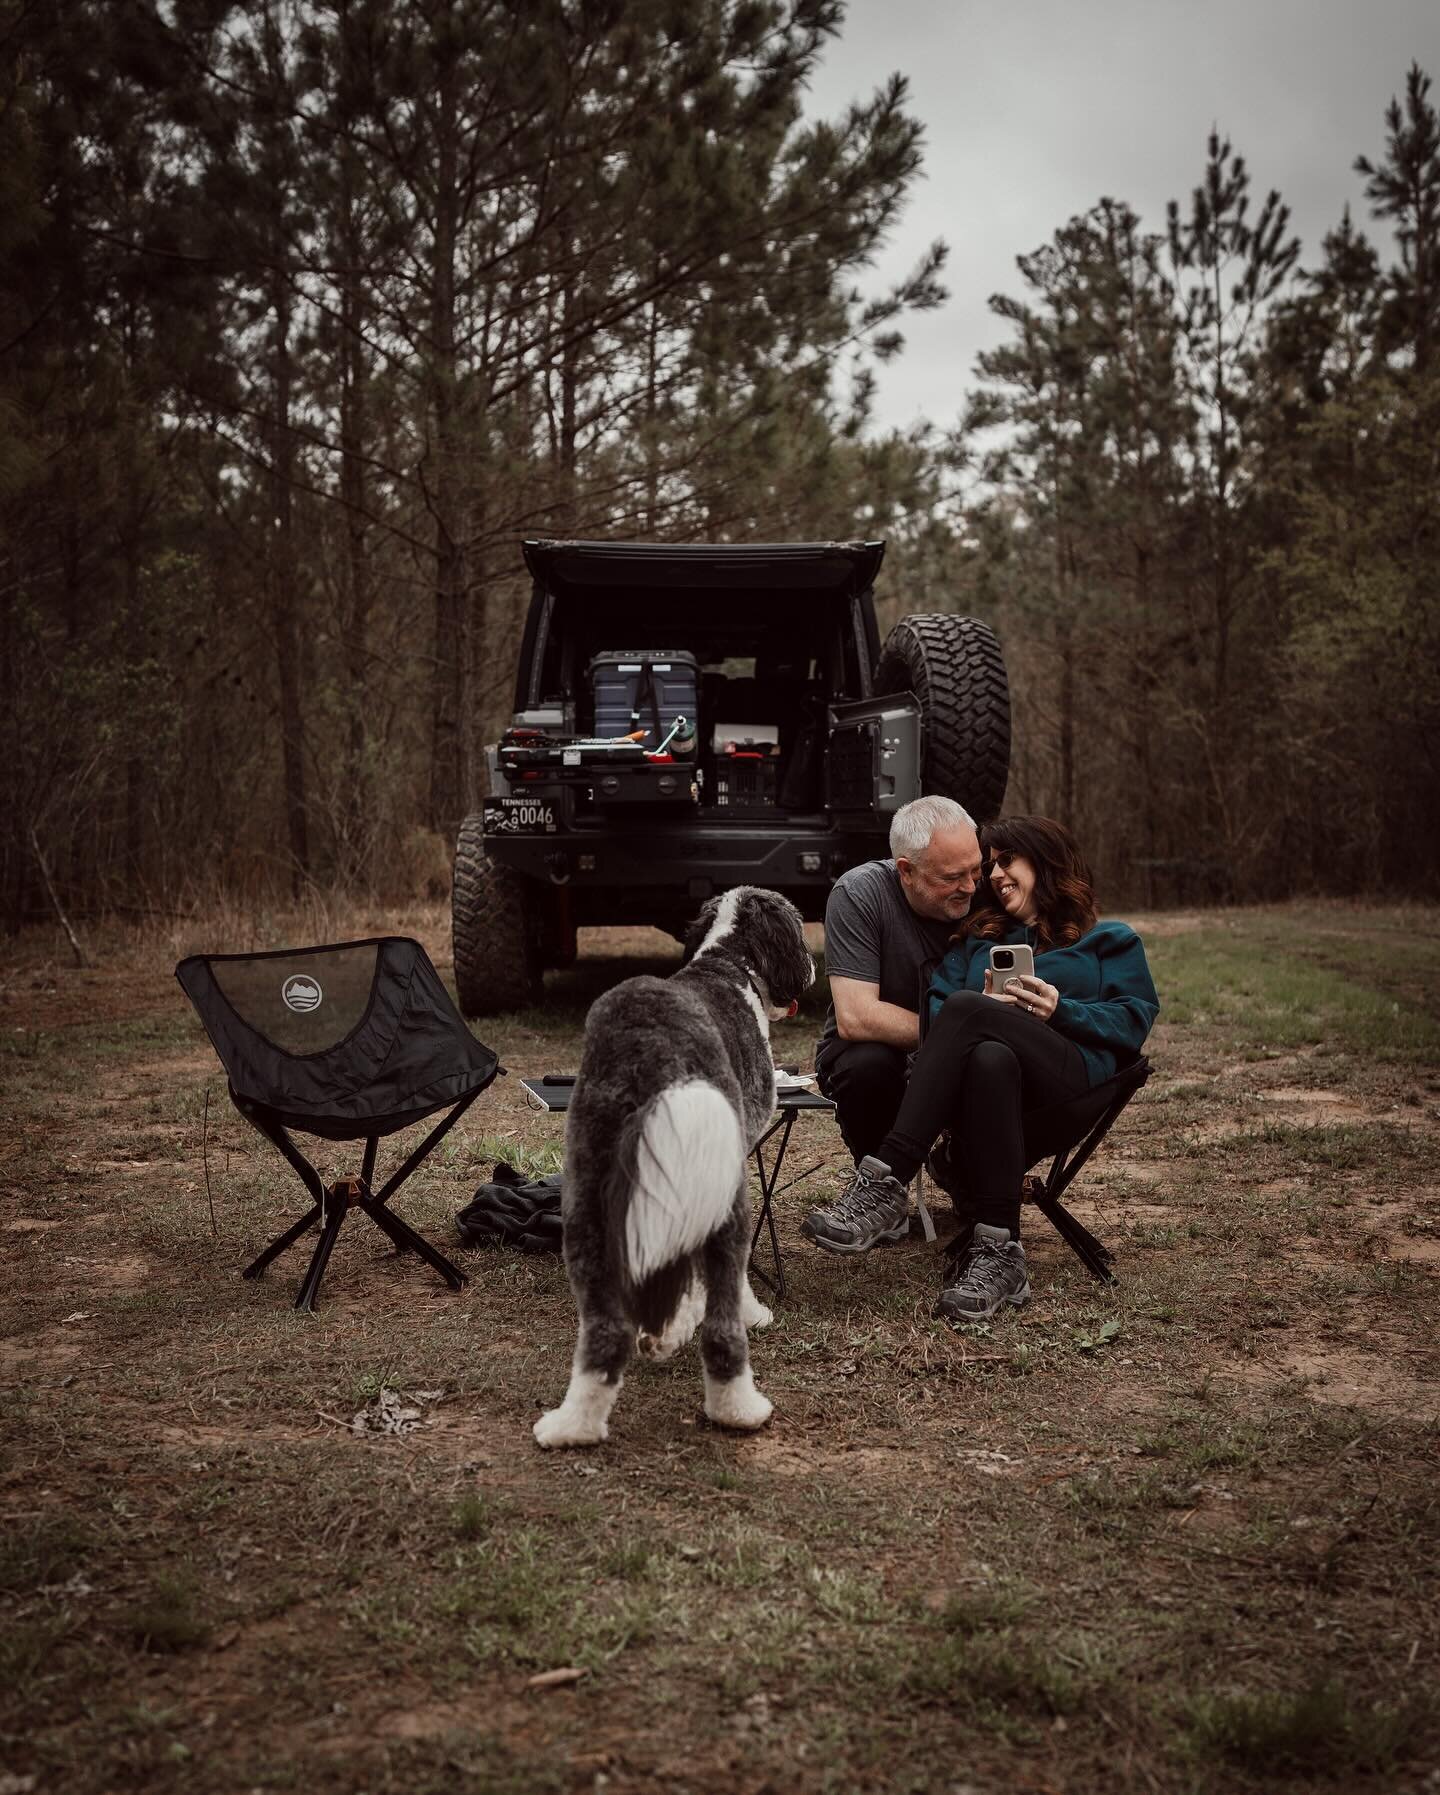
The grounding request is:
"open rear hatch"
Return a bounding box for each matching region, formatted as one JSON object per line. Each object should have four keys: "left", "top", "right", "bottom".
{"left": 494, "top": 538, "right": 907, "bottom": 825}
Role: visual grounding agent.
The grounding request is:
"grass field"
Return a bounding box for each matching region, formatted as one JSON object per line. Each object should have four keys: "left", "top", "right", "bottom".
{"left": 2, "top": 902, "right": 1438, "bottom": 1793}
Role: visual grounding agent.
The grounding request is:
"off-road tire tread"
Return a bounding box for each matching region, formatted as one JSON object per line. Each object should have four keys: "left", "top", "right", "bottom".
{"left": 452, "top": 813, "right": 542, "bottom": 1016}
{"left": 874, "top": 614, "right": 1010, "bottom": 820}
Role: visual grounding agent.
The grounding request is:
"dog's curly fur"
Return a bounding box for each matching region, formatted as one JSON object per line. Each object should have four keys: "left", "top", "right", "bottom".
{"left": 533, "top": 887, "right": 815, "bottom": 1448}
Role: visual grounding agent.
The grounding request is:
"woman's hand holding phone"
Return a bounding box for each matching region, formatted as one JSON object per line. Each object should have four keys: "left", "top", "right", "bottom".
{"left": 983, "top": 968, "right": 1059, "bottom": 1020}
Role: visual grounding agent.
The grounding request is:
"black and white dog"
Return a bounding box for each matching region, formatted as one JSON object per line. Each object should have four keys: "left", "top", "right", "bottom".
{"left": 533, "top": 886, "right": 815, "bottom": 1448}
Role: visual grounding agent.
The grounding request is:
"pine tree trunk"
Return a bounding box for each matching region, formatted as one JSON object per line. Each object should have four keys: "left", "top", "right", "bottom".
{"left": 122, "top": 479, "right": 145, "bottom": 900}
{"left": 338, "top": 145, "right": 372, "bottom": 884}
{"left": 427, "top": 59, "right": 468, "bottom": 838}
{"left": 644, "top": 287, "right": 660, "bottom": 532}
{"left": 1053, "top": 477, "right": 1076, "bottom": 822}
{"left": 268, "top": 270, "right": 309, "bottom": 895}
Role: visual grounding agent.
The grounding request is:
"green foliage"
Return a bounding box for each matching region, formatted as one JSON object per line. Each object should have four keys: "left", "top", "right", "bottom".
{"left": 3, "top": 11, "right": 1438, "bottom": 910}
{"left": 901, "top": 1632, "right": 1088, "bottom": 1717}
{"left": 963, "top": 66, "right": 1440, "bottom": 902}
{"left": 0, "top": 0, "right": 950, "bottom": 912}
{"left": 452, "top": 1494, "right": 493, "bottom": 1542}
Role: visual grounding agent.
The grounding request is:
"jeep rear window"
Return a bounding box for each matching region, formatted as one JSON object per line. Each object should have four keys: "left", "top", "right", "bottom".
{"left": 527, "top": 592, "right": 862, "bottom": 707}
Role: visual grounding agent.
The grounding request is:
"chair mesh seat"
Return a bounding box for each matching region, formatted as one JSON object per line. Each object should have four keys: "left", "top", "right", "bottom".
{"left": 177, "top": 937, "right": 498, "bottom": 1140}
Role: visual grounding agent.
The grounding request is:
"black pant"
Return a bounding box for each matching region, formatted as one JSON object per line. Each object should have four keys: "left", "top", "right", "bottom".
{"left": 814, "top": 1035, "right": 910, "bottom": 1165}
{"left": 880, "top": 991, "right": 1090, "bottom": 1205}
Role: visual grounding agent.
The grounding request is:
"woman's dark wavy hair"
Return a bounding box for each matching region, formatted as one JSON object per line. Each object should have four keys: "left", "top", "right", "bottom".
{"left": 959, "top": 815, "right": 1098, "bottom": 949}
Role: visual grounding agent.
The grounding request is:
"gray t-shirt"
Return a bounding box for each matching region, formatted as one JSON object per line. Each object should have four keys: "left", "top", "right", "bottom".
{"left": 819, "top": 859, "right": 955, "bottom": 1044}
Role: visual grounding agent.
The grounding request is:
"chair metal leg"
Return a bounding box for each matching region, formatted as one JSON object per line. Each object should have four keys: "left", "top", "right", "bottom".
{"left": 372, "top": 1092, "right": 480, "bottom": 1205}
{"left": 362, "top": 1199, "right": 467, "bottom": 1291}
{"left": 1028, "top": 1092, "right": 1135, "bottom": 1282}
{"left": 293, "top": 1203, "right": 347, "bottom": 1311}
{"left": 1045, "top": 1103, "right": 1125, "bottom": 1205}
{"left": 240, "top": 1104, "right": 327, "bottom": 1205}
{"left": 243, "top": 1204, "right": 322, "bottom": 1280}
{"left": 1045, "top": 1198, "right": 1114, "bottom": 1267}
{"left": 748, "top": 1110, "right": 799, "bottom": 1299}
{"left": 1034, "top": 1196, "right": 1116, "bottom": 1283}
{"left": 236, "top": 1101, "right": 479, "bottom": 1309}
{"left": 237, "top": 1104, "right": 333, "bottom": 1290}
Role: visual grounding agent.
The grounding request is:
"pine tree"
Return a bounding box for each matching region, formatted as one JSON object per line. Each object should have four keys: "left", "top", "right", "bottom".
{"left": 0, "top": 0, "right": 218, "bottom": 919}
{"left": 1355, "top": 61, "right": 1440, "bottom": 372}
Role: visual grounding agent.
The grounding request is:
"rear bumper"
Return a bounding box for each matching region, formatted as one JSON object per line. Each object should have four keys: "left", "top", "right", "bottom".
{"left": 480, "top": 812, "right": 883, "bottom": 924}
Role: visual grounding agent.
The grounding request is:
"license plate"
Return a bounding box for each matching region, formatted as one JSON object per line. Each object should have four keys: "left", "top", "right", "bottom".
{"left": 488, "top": 798, "right": 558, "bottom": 834}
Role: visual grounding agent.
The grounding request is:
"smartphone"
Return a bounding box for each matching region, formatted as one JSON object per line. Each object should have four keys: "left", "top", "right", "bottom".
{"left": 989, "top": 943, "right": 1035, "bottom": 994}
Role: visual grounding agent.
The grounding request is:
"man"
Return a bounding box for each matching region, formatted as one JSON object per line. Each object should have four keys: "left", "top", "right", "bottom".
{"left": 803, "top": 795, "right": 982, "bottom": 1254}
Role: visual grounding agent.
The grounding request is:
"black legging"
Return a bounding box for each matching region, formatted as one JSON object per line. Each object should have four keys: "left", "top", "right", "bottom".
{"left": 877, "top": 991, "right": 1090, "bottom": 1232}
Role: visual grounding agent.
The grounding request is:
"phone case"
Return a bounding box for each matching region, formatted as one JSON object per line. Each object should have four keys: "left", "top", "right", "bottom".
{"left": 989, "top": 943, "right": 1035, "bottom": 993}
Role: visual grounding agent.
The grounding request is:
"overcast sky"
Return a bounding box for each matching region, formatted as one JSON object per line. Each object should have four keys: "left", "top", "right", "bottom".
{"left": 803, "top": 0, "right": 1439, "bottom": 435}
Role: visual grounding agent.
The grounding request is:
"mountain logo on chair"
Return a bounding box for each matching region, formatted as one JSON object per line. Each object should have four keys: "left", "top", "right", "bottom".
{"left": 281, "top": 975, "right": 323, "bottom": 1013}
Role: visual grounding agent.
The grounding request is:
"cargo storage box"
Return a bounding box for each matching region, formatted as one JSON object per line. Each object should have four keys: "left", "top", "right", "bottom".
{"left": 714, "top": 750, "right": 779, "bottom": 814}
{"left": 589, "top": 649, "right": 699, "bottom": 748}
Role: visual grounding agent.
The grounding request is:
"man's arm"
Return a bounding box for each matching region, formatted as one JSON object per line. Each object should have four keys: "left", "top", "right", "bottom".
{"left": 831, "top": 976, "right": 921, "bottom": 1049}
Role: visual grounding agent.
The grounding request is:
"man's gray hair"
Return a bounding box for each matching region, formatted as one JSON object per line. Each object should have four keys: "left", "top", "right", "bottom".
{"left": 889, "top": 794, "right": 977, "bottom": 863}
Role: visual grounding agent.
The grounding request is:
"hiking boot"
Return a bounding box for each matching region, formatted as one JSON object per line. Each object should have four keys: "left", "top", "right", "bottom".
{"left": 801, "top": 1156, "right": 910, "bottom": 1255}
{"left": 934, "top": 1223, "right": 1030, "bottom": 1323}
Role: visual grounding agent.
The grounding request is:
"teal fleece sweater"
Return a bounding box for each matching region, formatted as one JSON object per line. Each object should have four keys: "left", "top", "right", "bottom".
{"left": 926, "top": 919, "right": 1160, "bottom": 1086}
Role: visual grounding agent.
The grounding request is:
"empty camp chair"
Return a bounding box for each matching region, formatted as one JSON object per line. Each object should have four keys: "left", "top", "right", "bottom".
{"left": 176, "top": 937, "right": 502, "bottom": 1311}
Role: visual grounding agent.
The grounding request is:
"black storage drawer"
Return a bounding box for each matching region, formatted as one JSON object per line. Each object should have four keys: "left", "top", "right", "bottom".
{"left": 590, "top": 762, "right": 699, "bottom": 806}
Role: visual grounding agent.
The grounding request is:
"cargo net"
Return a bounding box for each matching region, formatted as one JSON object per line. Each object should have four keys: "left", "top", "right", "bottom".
{"left": 210, "top": 943, "right": 381, "bottom": 1057}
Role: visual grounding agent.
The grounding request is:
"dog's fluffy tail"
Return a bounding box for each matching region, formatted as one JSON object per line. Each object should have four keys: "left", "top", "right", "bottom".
{"left": 622, "top": 1080, "right": 744, "bottom": 1335}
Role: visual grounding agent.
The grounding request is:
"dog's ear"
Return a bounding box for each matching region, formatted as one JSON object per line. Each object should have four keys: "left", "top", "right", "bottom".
{"left": 681, "top": 896, "right": 723, "bottom": 964}
{"left": 739, "top": 890, "right": 815, "bottom": 1005}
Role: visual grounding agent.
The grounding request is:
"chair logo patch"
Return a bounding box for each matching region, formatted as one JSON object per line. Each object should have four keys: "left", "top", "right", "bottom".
{"left": 281, "top": 975, "right": 323, "bottom": 1013}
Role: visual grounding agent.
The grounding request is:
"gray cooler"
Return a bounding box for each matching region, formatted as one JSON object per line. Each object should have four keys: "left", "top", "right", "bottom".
{"left": 588, "top": 649, "right": 699, "bottom": 748}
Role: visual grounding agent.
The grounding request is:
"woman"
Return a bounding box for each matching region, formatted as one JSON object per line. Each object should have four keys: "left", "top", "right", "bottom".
{"left": 837, "top": 815, "right": 1158, "bottom": 1324}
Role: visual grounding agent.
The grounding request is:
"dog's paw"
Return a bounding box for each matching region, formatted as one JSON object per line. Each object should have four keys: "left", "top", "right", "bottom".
{"left": 704, "top": 1373, "right": 774, "bottom": 1433}
{"left": 740, "top": 1282, "right": 773, "bottom": 1331}
{"left": 533, "top": 1406, "right": 608, "bottom": 1449}
{"left": 638, "top": 1325, "right": 685, "bottom": 1363}
{"left": 637, "top": 1327, "right": 684, "bottom": 1363}
{"left": 640, "top": 1283, "right": 706, "bottom": 1362}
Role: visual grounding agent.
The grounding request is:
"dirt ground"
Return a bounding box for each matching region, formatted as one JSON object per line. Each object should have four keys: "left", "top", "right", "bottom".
{"left": 1, "top": 901, "right": 1438, "bottom": 1794}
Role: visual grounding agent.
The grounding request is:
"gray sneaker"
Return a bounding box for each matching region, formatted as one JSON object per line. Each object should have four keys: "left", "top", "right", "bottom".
{"left": 801, "top": 1156, "right": 910, "bottom": 1255}
{"left": 935, "top": 1223, "right": 1030, "bottom": 1322}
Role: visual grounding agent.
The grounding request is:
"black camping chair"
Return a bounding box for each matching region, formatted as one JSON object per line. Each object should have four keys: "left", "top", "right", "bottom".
{"left": 924, "top": 1058, "right": 1151, "bottom": 1285}
{"left": 915, "top": 979, "right": 1150, "bottom": 1284}
{"left": 176, "top": 937, "right": 502, "bottom": 1311}
{"left": 1011, "top": 1056, "right": 1151, "bottom": 1282}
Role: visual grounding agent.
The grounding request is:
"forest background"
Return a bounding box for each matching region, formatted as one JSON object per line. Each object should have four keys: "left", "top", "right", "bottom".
{"left": 2, "top": 0, "right": 1437, "bottom": 925}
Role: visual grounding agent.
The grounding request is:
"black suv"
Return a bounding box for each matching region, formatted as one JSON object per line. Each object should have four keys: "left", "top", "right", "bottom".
{"left": 452, "top": 539, "right": 1009, "bottom": 1014}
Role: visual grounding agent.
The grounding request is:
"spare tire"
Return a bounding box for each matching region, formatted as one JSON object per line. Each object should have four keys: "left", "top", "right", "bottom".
{"left": 452, "top": 813, "right": 542, "bottom": 1015}
{"left": 874, "top": 615, "right": 1010, "bottom": 822}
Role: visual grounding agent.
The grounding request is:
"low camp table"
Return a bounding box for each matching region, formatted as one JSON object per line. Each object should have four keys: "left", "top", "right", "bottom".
{"left": 520, "top": 1076, "right": 836, "bottom": 1300}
